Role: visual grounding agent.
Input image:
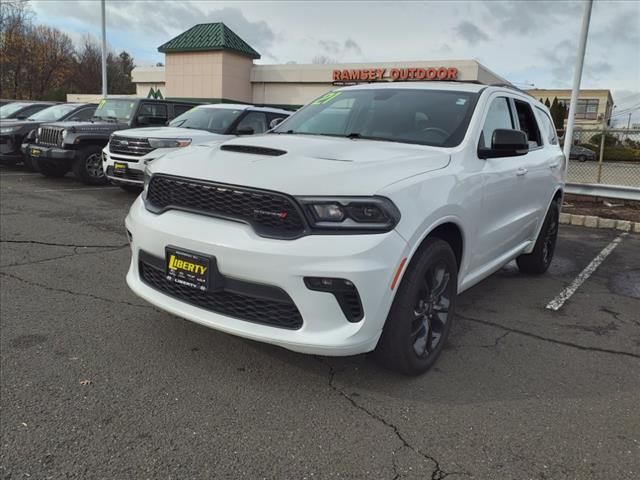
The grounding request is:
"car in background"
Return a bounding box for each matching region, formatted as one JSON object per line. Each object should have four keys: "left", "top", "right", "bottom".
{"left": 24, "top": 98, "right": 198, "bottom": 185}
{"left": 0, "top": 102, "right": 58, "bottom": 120}
{"left": 569, "top": 144, "right": 596, "bottom": 162}
{"left": 103, "top": 104, "right": 292, "bottom": 192}
{"left": 0, "top": 103, "right": 96, "bottom": 169}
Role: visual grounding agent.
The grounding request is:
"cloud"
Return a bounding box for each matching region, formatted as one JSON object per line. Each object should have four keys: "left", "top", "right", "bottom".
{"left": 344, "top": 38, "right": 362, "bottom": 55}
{"left": 315, "top": 37, "right": 364, "bottom": 62}
{"left": 455, "top": 21, "right": 490, "bottom": 44}
{"left": 481, "top": 0, "right": 582, "bottom": 35}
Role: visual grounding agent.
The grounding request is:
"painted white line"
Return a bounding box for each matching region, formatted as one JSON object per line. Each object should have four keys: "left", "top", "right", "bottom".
{"left": 33, "top": 186, "right": 121, "bottom": 192}
{"left": 546, "top": 233, "right": 627, "bottom": 311}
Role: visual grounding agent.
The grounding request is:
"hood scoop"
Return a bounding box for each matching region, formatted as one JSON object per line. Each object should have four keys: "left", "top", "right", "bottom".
{"left": 220, "top": 144, "right": 287, "bottom": 156}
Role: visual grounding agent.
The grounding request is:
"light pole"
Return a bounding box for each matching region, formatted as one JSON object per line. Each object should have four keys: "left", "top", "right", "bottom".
{"left": 563, "top": 0, "right": 593, "bottom": 161}
{"left": 101, "top": 0, "right": 107, "bottom": 99}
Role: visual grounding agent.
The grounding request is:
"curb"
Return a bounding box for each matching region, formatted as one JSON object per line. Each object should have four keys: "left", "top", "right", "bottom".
{"left": 560, "top": 212, "right": 640, "bottom": 233}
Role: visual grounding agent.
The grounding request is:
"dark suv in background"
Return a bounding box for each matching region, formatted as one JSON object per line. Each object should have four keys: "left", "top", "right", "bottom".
{"left": 0, "top": 103, "right": 96, "bottom": 169}
{"left": 25, "top": 98, "right": 198, "bottom": 185}
{"left": 0, "top": 102, "right": 58, "bottom": 120}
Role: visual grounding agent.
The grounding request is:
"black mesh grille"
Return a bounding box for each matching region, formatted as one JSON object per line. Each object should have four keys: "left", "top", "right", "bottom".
{"left": 109, "top": 135, "right": 155, "bottom": 156}
{"left": 146, "top": 175, "right": 306, "bottom": 239}
{"left": 139, "top": 260, "right": 303, "bottom": 329}
{"left": 37, "top": 127, "right": 64, "bottom": 147}
{"left": 340, "top": 290, "right": 364, "bottom": 322}
{"left": 106, "top": 166, "right": 144, "bottom": 181}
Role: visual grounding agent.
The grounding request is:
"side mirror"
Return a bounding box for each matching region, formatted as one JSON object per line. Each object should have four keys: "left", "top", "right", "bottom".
{"left": 137, "top": 115, "right": 150, "bottom": 126}
{"left": 478, "top": 129, "right": 529, "bottom": 159}
{"left": 269, "top": 117, "right": 285, "bottom": 129}
{"left": 235, "top": 127, "right": 254, "bottom": 135}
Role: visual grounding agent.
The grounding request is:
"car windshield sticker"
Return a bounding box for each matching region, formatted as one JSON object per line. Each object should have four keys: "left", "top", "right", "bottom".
{"left": 311, "top": 91, "right": 342, "bottom": 105}
{"left": 456, "top": 98, "right": 467, "bottom": 105}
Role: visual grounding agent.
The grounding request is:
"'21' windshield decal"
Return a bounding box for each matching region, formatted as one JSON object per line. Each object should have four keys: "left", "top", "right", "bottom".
{"left": 311, "top": 91, "right": 342, "bottom": 105}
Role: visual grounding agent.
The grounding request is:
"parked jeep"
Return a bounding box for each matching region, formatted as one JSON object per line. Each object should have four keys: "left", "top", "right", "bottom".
{"left": 25, "top": 98, "right": 197, "bottom": 185}
{"left": 0, "top": 103, "right": 96, "bottom": 169}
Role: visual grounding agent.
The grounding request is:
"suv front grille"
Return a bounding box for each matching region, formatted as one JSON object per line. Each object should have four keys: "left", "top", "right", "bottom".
{"left": 139, "top": 257, "right": 303, "bottom": 329}
{"left": 37, "top": 127, "right": 64, "bottom": 147}
{"left": 106, "top": 165, "right": 144, "bottom": 182}
{"left": 109, "top": 135, "right": 155, "bottom": 156}
{"left": 145, "top": 175, "right": 307, "bottom": 239}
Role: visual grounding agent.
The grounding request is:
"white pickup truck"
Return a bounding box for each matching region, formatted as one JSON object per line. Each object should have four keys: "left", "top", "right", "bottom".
{"left": 103, "top": 104, "right": 291, "bottom": 191}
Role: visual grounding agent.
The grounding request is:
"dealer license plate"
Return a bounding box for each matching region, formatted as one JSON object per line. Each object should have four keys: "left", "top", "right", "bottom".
{"left": 165, "top": 247, "right": 212, "bottom": 291}
{"left": 31, "top": 147, "right": 41, "bottom": 157}
{"left": 113, "top": 162, "right": 127, "bottom": 174}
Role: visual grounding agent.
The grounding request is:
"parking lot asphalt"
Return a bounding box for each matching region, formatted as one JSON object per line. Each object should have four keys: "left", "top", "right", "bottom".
{"left": 1, "top": 166, "right": 639, "bottom": 480}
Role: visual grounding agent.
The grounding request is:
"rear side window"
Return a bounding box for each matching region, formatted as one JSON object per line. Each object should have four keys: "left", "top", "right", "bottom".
{"left": 513, "top": 100, "right": 542, "bottom": 148}
{"left": 534, "top": 107, "right": 558, "bottom": 145}
{"left": 479, "top": 97, "right": 513, "bottom": 148}
{"left": 139, "top": 103, "right": 168, "bottom": 125}
{"left": 173, "top": 104, "right": 193, "bottom": 117}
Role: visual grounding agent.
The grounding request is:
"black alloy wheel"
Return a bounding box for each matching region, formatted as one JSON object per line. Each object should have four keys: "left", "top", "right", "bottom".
{"left": 375, "top": 238, "right": 458, "bottom": 376}
{"left": 411, "top": 261, "right": 452, "bottom": 357}
{"left": 516, "top": 201, "right": 560, "bottom": 274}
{"left": 578, "top": 154, "right": 587, "bottom": 162}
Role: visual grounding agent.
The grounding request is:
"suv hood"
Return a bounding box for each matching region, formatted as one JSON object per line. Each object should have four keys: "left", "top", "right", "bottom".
{"left": 114, "top": 126, "right": 219, "bottom": 140}
{"left": 0, "top": 119, "right": 40, "bottom": 129}
{"left": 150, "top": 134, "right": 451, "bottom": 196}
{"left": 43, "top": 120, "right": 127, "bottom": 132}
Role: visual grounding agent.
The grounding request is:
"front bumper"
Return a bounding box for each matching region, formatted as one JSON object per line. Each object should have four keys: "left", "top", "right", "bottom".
{"left": 103, "top": 147, "right": 162, "bottom": 186}
{"left": 0, "top": 135, "right": 22, "bottom": 164}
{"left": 24, "top": 143, "right": 76, "bottom": 163}
{"left": 125, "top": 197, "right": 408, "bottom": 356}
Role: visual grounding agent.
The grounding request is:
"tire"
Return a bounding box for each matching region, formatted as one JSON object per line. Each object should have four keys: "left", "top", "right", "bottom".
{"left": 22, "top": 155, "right": 36, "bottom": 171}
{"left": 118, "top": 184, "right": 143, "bottom": 194}
{"left": 578, "top": 155, "right": 586, "bottom": 162}
{"left": 516, "top": 201, "right": 559, "bottom": 274}
{"left": 72, "top": 146, "right": 107, "bottom": 185}
{"left": 34, "top": 159, "right": 71, "bottom": 178}
{"left": 375, "top": 238, "right": 458, "bottom": 376}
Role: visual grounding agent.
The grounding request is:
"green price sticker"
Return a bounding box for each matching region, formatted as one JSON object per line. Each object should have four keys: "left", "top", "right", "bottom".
{"left": 311, "top": 91, "right": 342, "bottom": 105}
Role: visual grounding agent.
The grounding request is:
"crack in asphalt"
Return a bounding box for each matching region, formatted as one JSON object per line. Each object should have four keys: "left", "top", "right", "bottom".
{"left": 315, "top": 358, "right": 466, "bottom": 480}
{"left": 0, "top": 238, "right": 128, "bottom": 249}
{"left": 0, "top": 271, "right": 153, "bottom": 311}
{"left": 1, "top": 245, "right": 129, "bottom": 269}
{"left": 457, "top": 313, "right": 640, "bottom": 359}
{"left": 600, "top": 306, "right": 640, "bottom": 327}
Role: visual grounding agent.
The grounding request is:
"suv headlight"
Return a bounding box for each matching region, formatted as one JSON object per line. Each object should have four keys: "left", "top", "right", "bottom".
{"left": 60, "top": 129, "right": 68, "bottom": 145}
{"left": 0, "top": 126, "right": 19, "bottom": 134}
{"left": 148, "top": 138, "right": 191, "bottom": 148}
{"left": 297, "top": 196, "right": 400, "bottom": 232}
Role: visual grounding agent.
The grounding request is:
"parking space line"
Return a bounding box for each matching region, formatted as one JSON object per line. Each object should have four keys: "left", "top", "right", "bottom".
{"left": 546, "top": 233, "right": 627, "bottom": 311}
{"left": 32, "top": 187, "right": 122, "bottom": 192}
{"left": 0, "top": 173, "right": 40, "bottom": 177}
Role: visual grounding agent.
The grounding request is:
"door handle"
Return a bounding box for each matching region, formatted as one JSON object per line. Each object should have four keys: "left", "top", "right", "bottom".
{"left": 516, "top": 167, "right": 528, "bottom": 176}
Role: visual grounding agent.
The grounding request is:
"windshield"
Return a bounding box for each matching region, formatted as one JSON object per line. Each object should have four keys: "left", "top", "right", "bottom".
{"left": 273, "top": 88, "right": 479, "bottom": 147}
{"left": 27, "top": 104, "right": 78, "bottom": 122}
{"left": 169, "top": 107, "right": 244, "bottom": 133}
{"left": 93, "top": 99, "right": 136, "bottom": 122}
{"left": 0, "top": 103, "right": 29, "bottom": 118}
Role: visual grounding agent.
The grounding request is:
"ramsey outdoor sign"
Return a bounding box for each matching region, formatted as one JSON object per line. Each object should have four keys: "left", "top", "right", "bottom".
{"left": 332, "top": 67, "right": 459, "bottom": 82}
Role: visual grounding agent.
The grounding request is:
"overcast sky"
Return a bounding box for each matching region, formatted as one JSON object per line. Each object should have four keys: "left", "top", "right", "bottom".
{"left": 31, "top": 0, "right": 640, "bottom": 125}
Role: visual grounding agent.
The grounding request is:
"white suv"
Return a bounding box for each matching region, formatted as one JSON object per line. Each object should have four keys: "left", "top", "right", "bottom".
{"left": 103, "top": 104, "right": 291, "bottom": 191}
{"left": 125, "top": 82, "right": 565, "bottom": 375}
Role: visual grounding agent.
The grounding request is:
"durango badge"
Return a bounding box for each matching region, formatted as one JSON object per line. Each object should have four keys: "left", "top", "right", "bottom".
{"left": 253, "top": 209, "right": 288, "bottom": 220}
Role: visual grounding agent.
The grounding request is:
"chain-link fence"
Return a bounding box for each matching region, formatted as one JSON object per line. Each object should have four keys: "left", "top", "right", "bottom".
{"left": 559, "top": 128, "right": 640, "bottom": 188}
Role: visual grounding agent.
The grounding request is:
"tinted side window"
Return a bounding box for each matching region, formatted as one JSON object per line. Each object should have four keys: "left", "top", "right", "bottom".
{"left": 139, "top": 103, "right": 168, "bottom": 125}
{"left": 173, "top": 104, "right": 193, "bottom": 117}
{"left": 514, "top": 100, "right": 542, "bottom": 148}
{"left": 20, "top": 105, "right": 48, "bottom": 118}
{"left": 235, "top": 111, "right": 268, "bottom": 134}
{"left": 534, "top": 107, "right": 558, "bottom": 145}
{"left": 480, "top": 97, "right": 513, "bottom": 148}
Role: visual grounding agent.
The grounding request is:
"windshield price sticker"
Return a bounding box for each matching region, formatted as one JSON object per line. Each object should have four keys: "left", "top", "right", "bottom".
{"left": 312, "top": 91, "right": 342, "bottom": 105}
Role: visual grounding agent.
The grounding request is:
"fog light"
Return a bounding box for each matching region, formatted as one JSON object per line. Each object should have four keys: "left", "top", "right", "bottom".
{"left": 304, "top": 276, "right": 363, "bottom": 322}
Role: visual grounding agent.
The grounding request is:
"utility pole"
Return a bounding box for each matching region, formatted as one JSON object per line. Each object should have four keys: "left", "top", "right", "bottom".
{"left": 563, "top": 0, "right": 593, "bottom": 162}
{"left": 101, "top": 0, "right": 107, "bottom": 99}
